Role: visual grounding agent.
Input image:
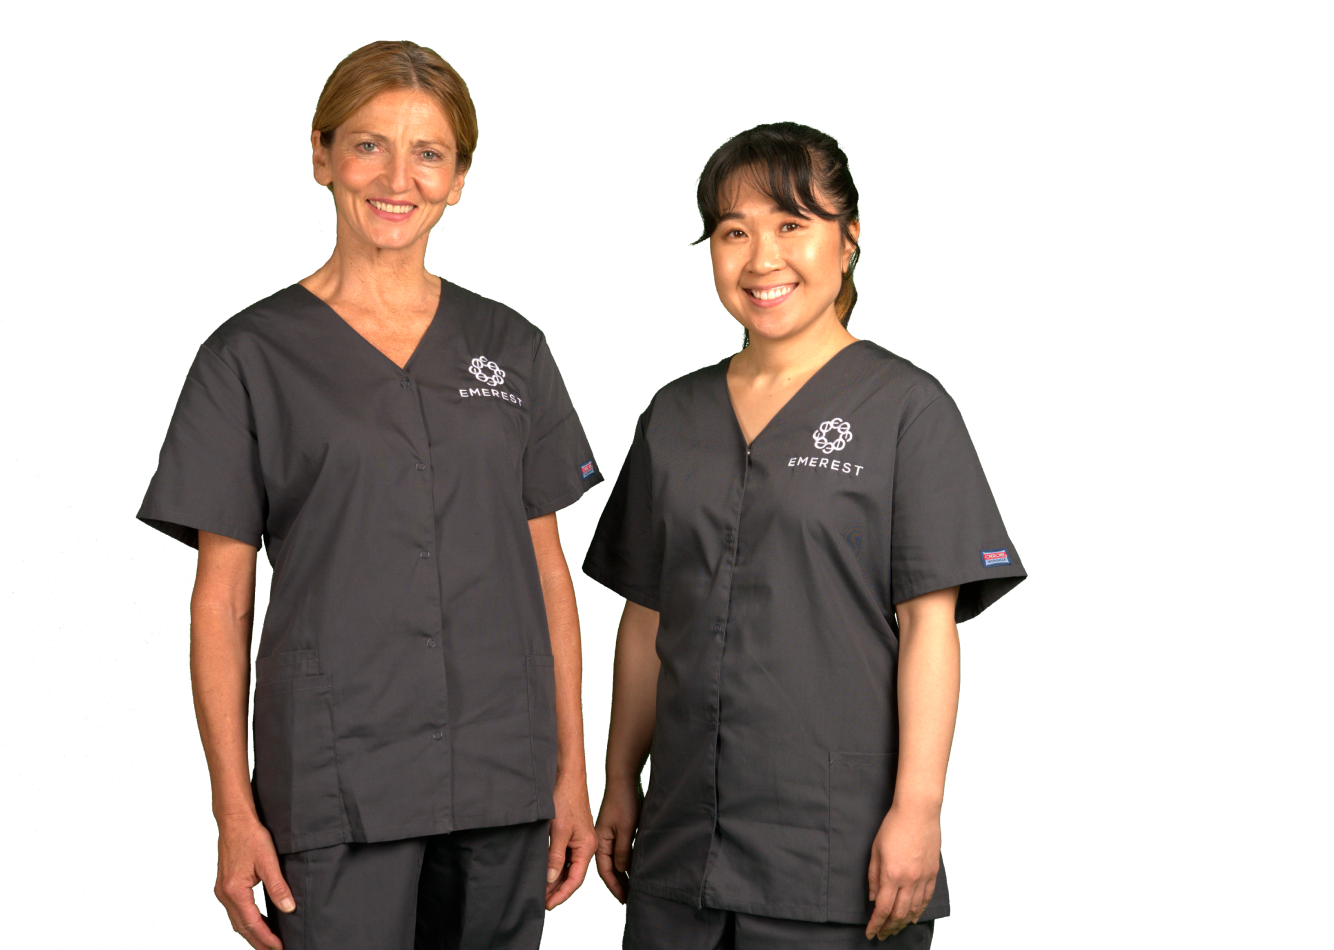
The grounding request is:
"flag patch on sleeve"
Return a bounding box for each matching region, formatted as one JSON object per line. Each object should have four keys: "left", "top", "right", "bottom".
{"left": 981, "top": 548, "right": 1011, "bottom": 567}
{"left": 581, "top": 460, "right": 596, "bottom": 479}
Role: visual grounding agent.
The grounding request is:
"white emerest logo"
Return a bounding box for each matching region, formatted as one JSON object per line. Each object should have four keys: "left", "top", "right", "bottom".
{"left": 813, "top": 418, "right": 853, "bottom": 454}
{"left": 469, "top": 356, "right": 506, "bottom": 387}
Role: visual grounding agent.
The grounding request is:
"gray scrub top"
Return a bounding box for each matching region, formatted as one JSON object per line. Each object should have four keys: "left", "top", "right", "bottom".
{"left": 139, "top": 281, "right": 602, "bottom": 854}
{"left": 583, "top": 340, "right": 1026, "bottom": 924}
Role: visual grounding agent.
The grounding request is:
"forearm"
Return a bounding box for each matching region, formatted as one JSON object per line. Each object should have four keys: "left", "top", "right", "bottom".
{"left": 605, "top": 601, "right": 660, "bottom": 785}
{"left": 190, "top": 600, "right": 260, "bottom": 832}
{"left": 545, "top": 567, "right": 587, "bottom": 780}
{"left": 892, "top": 587, "right": 961, "bottom": 816}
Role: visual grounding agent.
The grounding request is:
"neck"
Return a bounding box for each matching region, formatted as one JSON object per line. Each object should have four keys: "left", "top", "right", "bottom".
{"left": 303, "top": 220, "right": 437, "bottom": 306}
{"left": 734, "top": 310, "right": 857, "bottom": 381}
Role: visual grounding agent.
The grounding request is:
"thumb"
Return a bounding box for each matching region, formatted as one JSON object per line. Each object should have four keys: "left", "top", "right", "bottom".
{"left": 258, "top": 853, "right": 296, "bottom": 914}
{"left": 544, "top": 848, "right": 565, "bottom": 880}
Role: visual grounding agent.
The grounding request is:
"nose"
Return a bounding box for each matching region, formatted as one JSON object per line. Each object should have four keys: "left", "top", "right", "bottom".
{"left": 749, "top": 229, "right": 783, "bottom": 273}
{"left": 385, "top": 150, "right": 413, "bottom": 195}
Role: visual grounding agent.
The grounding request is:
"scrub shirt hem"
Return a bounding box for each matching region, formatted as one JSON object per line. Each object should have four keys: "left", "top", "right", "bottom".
{"left": 364, "top": 803, "right": 556, "bottom": 841}
{"left": 136, "top": 506, "right": 263, "bottom": 550}
{"left": 631, "top": 880, "right": 951, "bottom": 926}
{"left": 275, "top": 827, "right": 350, "bottom": 854}
{"left": 273, "top": 804, "right": 556, "bottom": 854}
{"left": 580, "top": 560, "right": 661, "bottom": 612}
{"left": 524, "top": 474, "right": 605, "bottom": 520}
{"left": 448, "top": 802, "right": 556, "bottom": 831}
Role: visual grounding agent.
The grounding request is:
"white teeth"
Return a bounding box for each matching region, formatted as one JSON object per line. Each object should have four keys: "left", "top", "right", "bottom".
{"left": 749, "top": 285, "right": 793, "bottom": 301}
{"left": 370, "top": 200, "right": 413, "bottom": 213}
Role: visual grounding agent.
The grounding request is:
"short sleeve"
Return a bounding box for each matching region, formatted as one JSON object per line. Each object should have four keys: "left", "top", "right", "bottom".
{"left": 137, "top": 345, "right": 266, "bottom": 549}
{"left": 890, "top": 393, "right": 1026, "bottom": 622}
{"left": 582, "top": 410, "right": 661, "bottom": 611}
{"left": 521, "top": 332, "right": 603, "bottom": 518}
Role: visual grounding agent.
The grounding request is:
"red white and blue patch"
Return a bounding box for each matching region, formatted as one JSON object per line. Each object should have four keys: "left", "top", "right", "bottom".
{"left": 581, "top": 460, "right": 596, "bottom": 480}
{"left": 981, "top": 548, "right": 1011, "bottom": 567}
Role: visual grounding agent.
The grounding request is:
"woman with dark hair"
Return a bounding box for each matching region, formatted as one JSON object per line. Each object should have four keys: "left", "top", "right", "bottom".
{"left": 583, "top": 122, "right": 1026, "bottom": 947}
{"left": 138, "top": 41, "right": 599, "bottom": 949}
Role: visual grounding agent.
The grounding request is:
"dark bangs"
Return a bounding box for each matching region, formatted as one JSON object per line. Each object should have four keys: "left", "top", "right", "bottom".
{"left": 693, "top": 121, "right": 858, "bottom": 244}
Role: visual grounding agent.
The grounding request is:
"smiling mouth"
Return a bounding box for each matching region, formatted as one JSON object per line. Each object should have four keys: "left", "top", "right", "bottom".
{"left": 368, "top": 199, "right": 415, "bottom": 214}
{"left": 748, "top": 285, "right": 794, "bottom": 301}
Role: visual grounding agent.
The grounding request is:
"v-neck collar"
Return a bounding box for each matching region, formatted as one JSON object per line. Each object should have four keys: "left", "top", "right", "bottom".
{"left": 722, "top": 340, "right": 871, "bottom": 449}
{"left": 291, "top": 281, "right": 448, "bottom": 374}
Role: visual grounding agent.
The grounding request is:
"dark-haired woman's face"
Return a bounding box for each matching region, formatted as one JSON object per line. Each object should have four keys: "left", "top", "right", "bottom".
{"left": 709, "top": 176, "right": 857, "bottom": 345}
{"left": 312, "top": 88, "right": 467, "bottom": 254}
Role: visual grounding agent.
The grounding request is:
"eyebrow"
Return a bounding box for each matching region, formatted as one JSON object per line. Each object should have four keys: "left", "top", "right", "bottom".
{"left": 718, "top": 204, "right": 809, "bottom": 222}
{"left": 343, "top": 130, "right": 452, "bottom": 149}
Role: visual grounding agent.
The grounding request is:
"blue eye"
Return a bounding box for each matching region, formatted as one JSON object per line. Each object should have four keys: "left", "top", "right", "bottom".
{"left": 422, "top": 150, "right": 439, "bottom": 161}
{"left": 357, "top": 141, "right": 376, "bottom": 152}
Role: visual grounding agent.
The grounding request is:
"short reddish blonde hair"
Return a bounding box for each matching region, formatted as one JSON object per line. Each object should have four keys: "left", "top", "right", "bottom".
{"left": 312, "top": 40, "right": 478, "bottom": 171}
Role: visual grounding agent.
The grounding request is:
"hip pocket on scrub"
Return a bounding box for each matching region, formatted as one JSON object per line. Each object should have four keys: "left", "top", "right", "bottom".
{"left": 827, "top": 751, "right": 898, "bottom": 918}
{"left": 252, "top": 651, "right": 342, "bottom": 853}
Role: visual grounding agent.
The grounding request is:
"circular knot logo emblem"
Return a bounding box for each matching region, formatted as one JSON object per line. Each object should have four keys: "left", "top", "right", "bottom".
{"left": 468, "top": 356, "right": 505, "bottom": 387}
{"left": 813, "top": 418, "right": 853, "bottom": 454}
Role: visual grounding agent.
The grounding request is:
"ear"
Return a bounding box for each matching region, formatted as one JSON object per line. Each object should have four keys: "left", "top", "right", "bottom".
{"left": 310, "top": 130, "right": 332, "bottom": 189}
{"left": 445, "top": 161, "right": 469, "bottom": 207}
{"left": 844, "top": 219, "right": 861, "bottom": 269}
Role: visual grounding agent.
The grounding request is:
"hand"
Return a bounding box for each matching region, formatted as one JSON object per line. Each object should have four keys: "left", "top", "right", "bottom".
{"left": 215, "top": 817, "right": 294, "bottom": 950}
{"left": 865, "top": 805, "right": 940, "bottom": 940}
{"left": 546, "top": 772, "right": 596, "bottom": 910}
{"left": 593, "top": 777, "right": 642, "bottom": 903}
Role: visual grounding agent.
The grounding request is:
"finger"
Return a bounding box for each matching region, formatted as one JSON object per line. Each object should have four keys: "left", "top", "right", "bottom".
{"left": 243, "top": 917, "right": 284, "bottom": 950}
{"left": 907, "top": 879, "right": 928, "bottom": 925}
{"left": 546, "top": 861, "right": 586, "bottom": 907}
{"left": 921, "top": 873, "right": 936, "bottom": 911}
{"left": 865, "top": 885, "right": 897, "bottom": 940}
{"left": 594, "top": 859, "right": 613, "bottom": 901}
{"left": 594, "top": 845, "right": 626, "bottom": 902}
{"left": 878, "top": 885, "right": 916, "bottom": 939}
{"left": 594, "top": 830, "right": 613, "bottom": 870}
{"left": 875, "top": 890, "right": 906, "bottom": 939}
{"left": 896, "top": 880, "right": 928, "bottom": 933}
{"left": 613, "top": 830, "right": 633, "bottom": 874}
{"left": 228, "top": 885, "right": 285, "bottom": 950}
{"left": 598, "top": 866, "right": 627, "bottom": 903}
{"left": 546, "top": 872, "right": 572, "bottom": 909}
{"left": 547, "top": 820, "right": 572, "bottom": 886}
{"left": 554, "top": 843, "right": 592, "bottom": 901}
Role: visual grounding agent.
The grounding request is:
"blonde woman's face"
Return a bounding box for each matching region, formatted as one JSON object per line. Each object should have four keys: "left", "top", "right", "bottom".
{"left": 312, "top": 88, "right": 466, "bottom": 253}
{"left": 708, "top": 176, "right": 857, "bottom": 345}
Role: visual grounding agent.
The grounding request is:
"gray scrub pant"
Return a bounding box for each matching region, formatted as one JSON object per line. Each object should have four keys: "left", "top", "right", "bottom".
{"left": 262, "top": 820, "right": 548, "bottom": 950}
{"left": 624, "top": 890, "right": 934, "bottom": 950}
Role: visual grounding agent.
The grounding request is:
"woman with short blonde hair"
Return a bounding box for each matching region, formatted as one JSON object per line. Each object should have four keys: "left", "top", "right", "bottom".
{"left": 140, "top": 40, "right": 600, "bottom": 949}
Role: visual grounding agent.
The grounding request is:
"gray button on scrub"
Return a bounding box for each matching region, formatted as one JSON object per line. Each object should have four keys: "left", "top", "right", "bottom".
{"left": 583, "top": 341, "right": 1026, "bottom": 925}
{"left": 139, "top": 281, "right": 602, "bottom": 855}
